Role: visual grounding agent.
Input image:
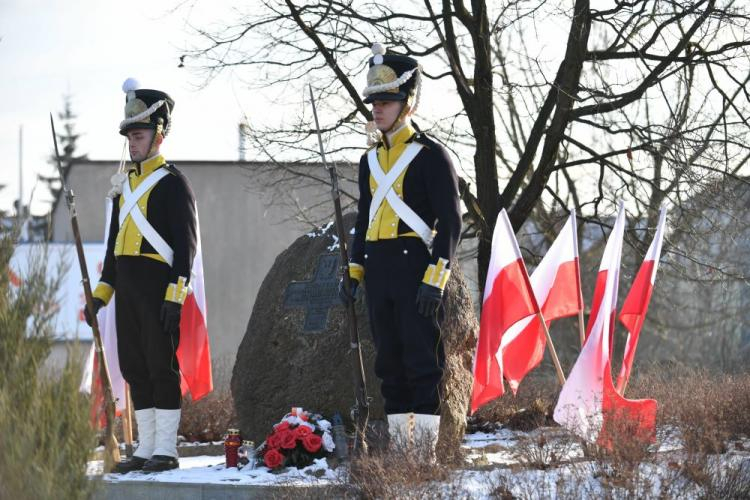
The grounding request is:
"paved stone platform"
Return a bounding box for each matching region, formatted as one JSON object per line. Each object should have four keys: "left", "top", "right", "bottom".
{"left": 90, "top": 480, "right": 345, "bottom": 500}
{"left": 87, "top": 455, "right": 344, "bottom": 499}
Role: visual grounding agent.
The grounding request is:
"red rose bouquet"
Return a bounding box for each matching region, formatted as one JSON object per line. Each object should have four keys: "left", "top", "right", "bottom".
{"left": 256, "top": 407, "right": 336, "bottom": 470}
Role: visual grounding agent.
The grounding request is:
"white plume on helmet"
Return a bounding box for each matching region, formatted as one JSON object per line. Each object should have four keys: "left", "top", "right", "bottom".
{"left": 371, "top": 42, "right": 386, "bottom": 65}
{"left": 122, "top": 77, "right": 140, "bottom": 101}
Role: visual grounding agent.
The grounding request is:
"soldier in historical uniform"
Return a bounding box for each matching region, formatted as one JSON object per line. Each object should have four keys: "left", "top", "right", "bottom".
{"left": 85, "top": 79, "right": 197, "bottom": 472}
{"left": 340, "top": 44, "right": 462, "bottom": 453}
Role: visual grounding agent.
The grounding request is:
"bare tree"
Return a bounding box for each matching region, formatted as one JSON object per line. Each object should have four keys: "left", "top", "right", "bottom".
{"left": 183, "top": 0, "right": 750, "bottom": 295}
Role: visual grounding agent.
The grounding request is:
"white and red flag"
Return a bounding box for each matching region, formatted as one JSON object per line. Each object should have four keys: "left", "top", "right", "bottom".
{"left": 82, "top": 201, "right": 213, "bottom": 427}
{"left": 471, "top": 209, "right": 539, "bottom": 413}
{"left": 615, "top": 206, "right": 667, "bottom": 394}
{"left": 501, "top": 211, "right": 583, "bottom": 393}
{"left": 553, "top": 204, "right": 656, "bottom": 447}
{"left": 176, "top": 220, "right": 213, "bottom": 400}
{"left": 584, "top": 204, "right": 624, "bottom": 351}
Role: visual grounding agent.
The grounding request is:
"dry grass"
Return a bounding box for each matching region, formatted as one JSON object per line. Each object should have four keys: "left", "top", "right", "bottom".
{"left": 472, "top": 373, "right": 558, "bottom": 430}
{"left": 629, "top": 364, "right": 750, "bottom": 455}
{"left": 172, "top": 356, "right": 239, "bottom": 443}
{"left": 700, "top": 457, "right": 750, "bottom": 500}
{"left": 473, "top": 365, "right": 750, "bottom": 454}
{"left": 344, "top": 435, "right": 467, "bottom": 499}
{"left": 513, "top": 429, "right": 579, "bottom": 470}
{"left": 467, "top": 365, "right": 750, "bottom": 499}
{"left": 179, "top": 388, "right": 237, "bottom": 442}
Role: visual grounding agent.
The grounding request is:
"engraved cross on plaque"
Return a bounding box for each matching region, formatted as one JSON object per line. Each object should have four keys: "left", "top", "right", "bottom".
{"left": 283, "top": 253, "right": 343, "bottom": 333}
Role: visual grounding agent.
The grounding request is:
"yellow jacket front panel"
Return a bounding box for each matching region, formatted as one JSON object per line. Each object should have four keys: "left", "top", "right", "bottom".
{"left": 114, "top": 155, "right": 167, "bottom": 264}
{"left": 366, "top": 124, "right": 420, "bottom": 242}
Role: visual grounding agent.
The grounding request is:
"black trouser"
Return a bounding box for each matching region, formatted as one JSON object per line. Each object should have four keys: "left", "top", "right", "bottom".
{"left": 363, "top": 238, "right": 445, "bottom": 415}
{"left": 115, "top": 257, "right": 181, "bottom": 410}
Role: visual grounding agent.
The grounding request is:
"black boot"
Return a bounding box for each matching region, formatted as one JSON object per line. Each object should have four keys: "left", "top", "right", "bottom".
{"left": 113, "top": 456, "right": 149, "bottom": 474}
{"left": 142, "top": 455, "right": 179, "bottom": 472}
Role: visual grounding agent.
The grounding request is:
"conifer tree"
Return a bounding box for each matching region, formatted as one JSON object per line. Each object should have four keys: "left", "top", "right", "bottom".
{"left": 0, "top": 231, "right": 95, "bottom": 499}
{"left": 41, "top": 94, "right": 88, "bottom": 216}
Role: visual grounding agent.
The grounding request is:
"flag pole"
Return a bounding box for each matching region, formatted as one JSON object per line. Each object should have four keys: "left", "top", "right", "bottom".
{"left": 571, "top": 209, "right": 586, "bottom": 348}
{"left": 537, "top": 311, "right": 566, "bottom": 386}
{"left": 577, "top": 305, "right": 586, "bottom": 348}
{"left": 617, "top": 376, "right": 629, "bottom": 396}
{"left": 123, "top": 384, "right": 134, "bottom": 457}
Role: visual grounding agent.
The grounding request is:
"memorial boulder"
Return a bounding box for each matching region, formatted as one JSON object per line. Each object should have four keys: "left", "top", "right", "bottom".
{"left": 232, "top": 213, "right": 478, "bottom": 457}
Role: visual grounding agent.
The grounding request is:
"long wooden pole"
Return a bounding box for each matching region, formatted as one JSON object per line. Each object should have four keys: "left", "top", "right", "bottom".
{"left": 571, "top": 209, "right": 586, "bottom": 349}
{"left": 309, "top": 86, "right": 369, "bottom": 455}
{"left": 123, "top": 385, "right": 134, "bottom": 457}
{"left": 578, "top": 307, "right": 586, "bottom": 348}
{"left": 538, "top": 311, "right": 566, "bottom": 386}
{"left": 50, "top": 114, "right": 120, "bottom": 471}
{"left": 618, "top": 376, "right": 630, "bottom": 396}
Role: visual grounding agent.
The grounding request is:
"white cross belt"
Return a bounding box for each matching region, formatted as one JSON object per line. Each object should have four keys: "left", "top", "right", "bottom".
{"left": 119, "top": 168, "right": 174, "bottom": 266}
{"left": 367, "top": 143, "right": 434, "bottom": 248}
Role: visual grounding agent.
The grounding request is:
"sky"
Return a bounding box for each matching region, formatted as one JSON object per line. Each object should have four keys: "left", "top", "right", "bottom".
{"left": 0, "top": 0, "right": 259, "bottom": 214}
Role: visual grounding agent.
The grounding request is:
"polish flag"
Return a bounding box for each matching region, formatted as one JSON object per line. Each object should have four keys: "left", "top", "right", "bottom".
{"left": 501, "top": 211, "right": 583, "bottom": 394}
{"left": 83, "top": 202, "right": 213, "bottom": 427}
{"left": 176, "top": 216, "right": 213, "bottom": 401}
{"left": 471, "top": 209, "right": 539, "bottom": 413}
{"left": 615, "top": 206, "right": 667, "bottom": 394}
{"left": 554, "top": 204, "right": 656, "bottom": 447}
{"left": 584, "top": 204, "right": 625, "bottom": 351}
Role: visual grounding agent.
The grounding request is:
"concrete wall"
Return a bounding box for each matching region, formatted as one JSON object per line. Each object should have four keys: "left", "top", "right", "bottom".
{"left": 53, "top": 160, "right": 337, "bottom": 387}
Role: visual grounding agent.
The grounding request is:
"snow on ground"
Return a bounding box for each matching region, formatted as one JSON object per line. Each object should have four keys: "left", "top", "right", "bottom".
{"left": 462, "top": 428, "right": 518, "bottom": 448}
{"left": 463, "top": 426, "right": 585, "bottom": 467}
{"left": 87, "top": 428, "right": 750, "bottom": 497}
{"left": 455, "top": 430, "right": 750, "bottom": 500}
{"left": 89, "top": 457, "right": 341, "bottom": 486}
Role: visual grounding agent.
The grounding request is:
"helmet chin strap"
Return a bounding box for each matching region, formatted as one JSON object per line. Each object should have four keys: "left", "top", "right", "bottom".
{"left": 147, "top": 135, "right": 160, "bottom": 159}
{"left": 147, "top": 122, "right": 163, "bottom": 159}
{"left": 381, "top": 101, "right": 412, "bottom": 147}
{"left": 391, "top": 102, "right": 412, "bottom": 131}
{"left": 131, "top": 128, "right": 162, "bottom": 173}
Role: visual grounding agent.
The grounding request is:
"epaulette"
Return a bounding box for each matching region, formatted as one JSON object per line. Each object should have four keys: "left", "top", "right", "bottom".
{"left": 164, "top": 163, "right": 179, "bottom": 175}
{"left": 411, "top": 132, "right": 439, "bottom": 149}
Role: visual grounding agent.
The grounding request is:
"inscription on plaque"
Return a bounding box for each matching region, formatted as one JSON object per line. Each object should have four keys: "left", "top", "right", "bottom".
{"left": 283, "top": 253, "right": 342, "bottom": 332}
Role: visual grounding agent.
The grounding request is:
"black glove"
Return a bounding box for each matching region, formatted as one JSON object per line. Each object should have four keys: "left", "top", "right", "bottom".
{"left": 84, "top": 298, "right": 105, "bottom": 327}
{"left": 338, "top": 277, "right": 359, "bottom": 304}
{"left": 160, "top": 301, "right": 182, "bottom": 335}
{"left": 416, "top": 283, "right": 443, "bottom": 317}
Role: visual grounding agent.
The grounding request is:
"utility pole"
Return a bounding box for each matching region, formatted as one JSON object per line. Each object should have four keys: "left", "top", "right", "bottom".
{"left": 238, "top": 122, "right": 249, "bottom": 161}
{"left": 18, "top": 125, "right": 24, "bottom": 220}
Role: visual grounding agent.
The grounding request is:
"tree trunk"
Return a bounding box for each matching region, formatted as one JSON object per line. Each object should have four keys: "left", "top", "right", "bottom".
{"left": 509, "top": 0, "right": 591, "bottom": 230}
{"left": 470, "top": 0, "right": 500, "bottom": 296}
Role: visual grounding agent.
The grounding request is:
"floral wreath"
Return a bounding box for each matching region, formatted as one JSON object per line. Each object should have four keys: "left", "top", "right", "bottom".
{"left": 256, "top": 407, "right": 336, "bottom": 470}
